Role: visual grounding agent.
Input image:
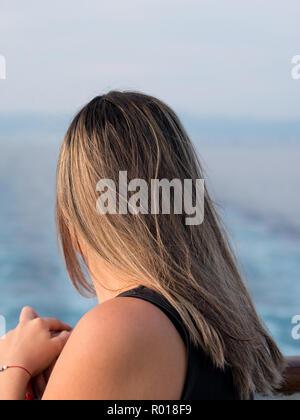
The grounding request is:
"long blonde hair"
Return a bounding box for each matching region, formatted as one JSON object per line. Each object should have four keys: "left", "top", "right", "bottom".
{"left": 56, "top": 91, "right": 284, "bottom": 399}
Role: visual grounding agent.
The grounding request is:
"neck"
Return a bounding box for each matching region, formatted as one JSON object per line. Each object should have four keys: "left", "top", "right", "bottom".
{"left": 85, "top": 248, "right": 141, "bottom": 304}
{"left": 93, "top": 281, "right": 140, "bottom": 303}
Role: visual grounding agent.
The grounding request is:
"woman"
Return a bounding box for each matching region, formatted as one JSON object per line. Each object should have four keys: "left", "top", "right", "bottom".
{"left": 0, "top": 91, "right": 284, "bottom": 400}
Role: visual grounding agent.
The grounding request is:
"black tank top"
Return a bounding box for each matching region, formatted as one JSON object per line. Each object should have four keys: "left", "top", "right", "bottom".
{"left": 117, "top": 286, "right": 241, "bottom": 401}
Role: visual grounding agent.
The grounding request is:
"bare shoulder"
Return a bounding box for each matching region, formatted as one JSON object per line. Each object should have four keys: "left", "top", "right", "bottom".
{"left": 43, "top": 297, "right": 187, "bottom": 400}
{"left": 78, "top": 296, "right": 175, "bottom": 337}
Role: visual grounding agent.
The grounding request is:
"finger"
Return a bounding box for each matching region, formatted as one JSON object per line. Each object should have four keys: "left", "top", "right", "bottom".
{"left": 50, "top": 330, "right": 70, "bottom": 338}
{"left": 44, "top": 360, "right": 57, "bottom": 383}
{"left": 32, "top": 374, "right": 47, "bottom": 400}
{"left": 19, "top": 306, "right": 39, "bottom": 323}
{"left": 26, "top": 381, "right": 35, "bottom": 400}
{"left": 42, "top": 318, "right": 72, "bottom": 332}
{"left": 51, "top": 330, "right": 71, "bottom": 352}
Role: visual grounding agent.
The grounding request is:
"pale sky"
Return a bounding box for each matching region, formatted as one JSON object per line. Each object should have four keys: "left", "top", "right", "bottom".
{"left": 0, "top": 0, "right": 299, "bottom": 118}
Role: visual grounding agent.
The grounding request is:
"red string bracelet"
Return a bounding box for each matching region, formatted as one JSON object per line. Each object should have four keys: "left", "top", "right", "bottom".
{"left": 0, "top": 365, "right": 32, "bottom": 378}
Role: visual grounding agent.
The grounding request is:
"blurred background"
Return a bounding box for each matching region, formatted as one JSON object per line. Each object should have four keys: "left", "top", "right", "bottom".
{"left": 0, "top": 0, "right": 299, "bottom": 354}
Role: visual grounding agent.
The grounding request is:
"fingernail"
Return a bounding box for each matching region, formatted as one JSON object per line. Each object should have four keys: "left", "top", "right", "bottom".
{"left": 26, "top": 392, "right": 35, "bottom": 401}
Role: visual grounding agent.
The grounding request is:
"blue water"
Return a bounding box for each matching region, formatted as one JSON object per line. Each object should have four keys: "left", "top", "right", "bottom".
{"left": 0, "top": 124, "right": 300, "bottom": 355}
{"left": 223, "top": 206, "right": 300, "bottom": 355}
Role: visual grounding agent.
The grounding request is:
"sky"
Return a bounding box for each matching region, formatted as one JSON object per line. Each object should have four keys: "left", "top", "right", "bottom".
{"left": 0, "top": 0, "right": 299, "bottom": 119}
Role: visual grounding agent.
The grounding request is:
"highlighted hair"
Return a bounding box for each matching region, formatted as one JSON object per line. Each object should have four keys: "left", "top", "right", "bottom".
{"left": 56, "top": 91, "right": 284, "bottom": 399}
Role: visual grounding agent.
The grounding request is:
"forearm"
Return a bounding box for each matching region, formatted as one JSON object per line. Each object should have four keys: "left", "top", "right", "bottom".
{"left": 0, "top": 369, "right": 29, "bottom": 400}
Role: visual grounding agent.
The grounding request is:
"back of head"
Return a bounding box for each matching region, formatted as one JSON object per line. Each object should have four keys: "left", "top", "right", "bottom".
{"left": 56, "top": 90, "right": 284, "bottom": 399}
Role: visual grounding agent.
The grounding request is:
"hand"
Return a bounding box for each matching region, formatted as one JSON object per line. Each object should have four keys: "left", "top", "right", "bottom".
{"left": 15, "top": 308, "right": 70, "bottom": 399}
{"left": 0, "top": 307, "right": 72, "bottom": 378}
{"left": 30, "top": 359, "right": 57, "bottom": 400}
